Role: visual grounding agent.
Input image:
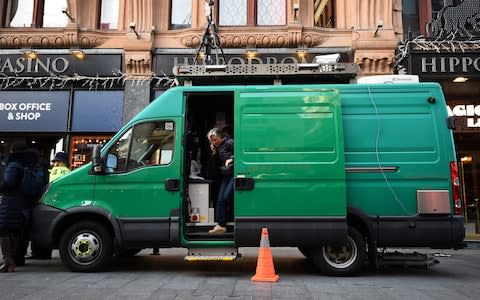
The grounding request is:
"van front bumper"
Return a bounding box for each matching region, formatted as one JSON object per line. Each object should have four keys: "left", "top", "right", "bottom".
{"left": 31, "top": 204, "right": 65, "bottom": 249}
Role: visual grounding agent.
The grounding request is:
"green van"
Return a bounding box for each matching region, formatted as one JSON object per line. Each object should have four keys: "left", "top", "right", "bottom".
{"left": 31, "top": 81, "right": 465, "bottom": 276}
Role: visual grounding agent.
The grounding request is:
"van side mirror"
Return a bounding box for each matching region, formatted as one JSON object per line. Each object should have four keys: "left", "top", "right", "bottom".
{"left": 91, "top": 145, "right": 104, "bottom": 174}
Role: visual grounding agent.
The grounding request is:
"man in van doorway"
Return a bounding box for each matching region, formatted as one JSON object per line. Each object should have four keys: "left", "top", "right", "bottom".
{"left": 207, "top": 128, "right": 233, "bottom": 234}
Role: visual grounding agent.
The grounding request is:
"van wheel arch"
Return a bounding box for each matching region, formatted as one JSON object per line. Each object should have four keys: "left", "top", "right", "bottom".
{"left": 52, "top": 211, "right": 119, "bottom": 249}
{"left": 347, "top": 207, "right": 378, "bottom": 269}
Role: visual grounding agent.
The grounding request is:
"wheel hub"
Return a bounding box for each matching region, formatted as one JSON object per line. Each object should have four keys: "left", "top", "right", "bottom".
{"left": 323, "top": 236, "right": 357, "bottom": 268}
{"left": 71, "top": 233, "right": 100, "bottom": 262}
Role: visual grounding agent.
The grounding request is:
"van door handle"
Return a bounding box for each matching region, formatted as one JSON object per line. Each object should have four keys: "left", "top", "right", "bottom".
{"left": 165, "top": 179, "right": 180, "bottom": 191}
{"left": 235, "top": 177, "right": 255, "bottom": 190}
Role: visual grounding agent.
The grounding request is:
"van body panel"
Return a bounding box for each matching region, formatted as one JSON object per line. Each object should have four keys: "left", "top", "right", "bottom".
{"left": 40, "top": 164, "right": 95, "bottom": 210}
{"left": 340, "top": 84, "right": 456, "bottom": 216}
{"left": 233, "top": 87, "right": 347, "bottom": 245}
{"left": 234, "top": 88, "right": 346, "bottom": 216}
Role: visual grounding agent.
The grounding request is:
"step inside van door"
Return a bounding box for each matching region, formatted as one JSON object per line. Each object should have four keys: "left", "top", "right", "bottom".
{"left": 234, "top": 87, "right": 347, "bottom": 246}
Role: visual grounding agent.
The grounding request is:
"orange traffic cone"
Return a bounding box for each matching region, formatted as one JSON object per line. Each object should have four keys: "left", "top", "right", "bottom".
{"left": 251, "top": 227, "right": 279, "bottom": 282}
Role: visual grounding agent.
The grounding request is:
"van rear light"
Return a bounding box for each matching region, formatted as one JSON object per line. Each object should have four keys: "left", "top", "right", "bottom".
{"left": 450, "top": 161, "right": 462, "bottom": 215}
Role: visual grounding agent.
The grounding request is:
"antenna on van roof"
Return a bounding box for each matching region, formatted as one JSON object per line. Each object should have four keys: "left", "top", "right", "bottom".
{"left": 194, "top": 0, "right": 225, "bottom": 65}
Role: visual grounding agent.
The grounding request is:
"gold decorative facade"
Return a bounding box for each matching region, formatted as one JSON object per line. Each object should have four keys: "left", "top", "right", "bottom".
{"left": 0, "top": 0, "right": 402, "bottom": 77}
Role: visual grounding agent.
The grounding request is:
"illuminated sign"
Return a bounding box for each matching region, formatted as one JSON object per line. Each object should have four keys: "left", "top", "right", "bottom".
{"left": 447, "top": 104, "right": 480, "bottom": 129}
{"left": 0, "top": 91, "right": 69, "bottom": 132}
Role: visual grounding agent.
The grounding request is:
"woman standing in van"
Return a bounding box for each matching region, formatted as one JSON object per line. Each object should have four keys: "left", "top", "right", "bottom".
{"left": 207, "top": 128, "right": 234, "bottom": 234}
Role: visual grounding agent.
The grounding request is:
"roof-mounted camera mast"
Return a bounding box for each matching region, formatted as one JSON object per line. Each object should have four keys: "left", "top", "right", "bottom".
{"left": 194, "top": 0, "right": 225, "bottom": 65}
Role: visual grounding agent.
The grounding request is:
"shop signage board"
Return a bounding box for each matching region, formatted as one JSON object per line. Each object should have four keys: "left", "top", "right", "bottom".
{"left": 448, "top": 103, "right": 480, "bottom": 132}
{"left": 408, "top": 47, "right": 480, "bottom": 78}
{"left": 71, "top": 91, "right": 124, "bottom": 132}
{"left": 0, "top": 91, "right": 69, "bottom": 132}
{"left": 0, "top": 54, "right": 122, "bottom": 77}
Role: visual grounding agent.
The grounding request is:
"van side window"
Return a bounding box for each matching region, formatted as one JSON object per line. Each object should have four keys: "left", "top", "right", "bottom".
{"left": 106, "top": 121, "right": 175, "bottom": 173}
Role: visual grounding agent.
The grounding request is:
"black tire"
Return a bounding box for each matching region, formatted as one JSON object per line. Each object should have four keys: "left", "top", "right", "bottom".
{"left": 59, "top": 221, "right": 113, "bottom": 272}
{"left": 311, "top": 227, "right": 366, "bottom": 276}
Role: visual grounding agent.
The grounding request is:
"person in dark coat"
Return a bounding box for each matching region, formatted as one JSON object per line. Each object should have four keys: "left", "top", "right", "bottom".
{"left": 16, "top": 148, "right": 51, "bottom": 264}
{"left": 0, "top": 143, "right": 39, "bottom": 272}
{"left": 206, "top": 127, "right": 234, "bottom": 234}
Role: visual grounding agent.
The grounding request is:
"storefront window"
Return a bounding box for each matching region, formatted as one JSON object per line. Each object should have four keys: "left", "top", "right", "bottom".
{"left": 106, "top": 121, "right": 175, "bottom": 173}
{"left": 170, "top": 0, "right": 191, "bottom": 29}
{"left": 8, "top": 0, "right": 68, "bottom": 28}
{"left": 219, "top": 0, "right": 286, "bottom": 26}
{"left": 314, "top": 0, "right": 335, "bottom": 28}
{"left": 70, "top": 135, "right": 111, "bottom": 169}
{"left": 100, "top": 0, "right": 119, "bottom": 29}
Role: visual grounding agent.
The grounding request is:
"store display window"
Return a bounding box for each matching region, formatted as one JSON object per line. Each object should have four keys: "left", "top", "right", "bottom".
{"left": 70, "top": 135, "right": 112, "bottom": 169}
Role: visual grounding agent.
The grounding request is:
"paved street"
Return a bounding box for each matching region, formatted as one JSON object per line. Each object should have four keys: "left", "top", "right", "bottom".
{"left": 0, "top": 244, "right": 479, "bottom": 300}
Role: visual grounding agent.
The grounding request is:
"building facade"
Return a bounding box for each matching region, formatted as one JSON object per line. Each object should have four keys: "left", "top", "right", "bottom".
{"left": 399, "top": 0, "right": 480, "bottom": 221}
{"left": 0, "top": 0, "right": 400, "bottom": 166}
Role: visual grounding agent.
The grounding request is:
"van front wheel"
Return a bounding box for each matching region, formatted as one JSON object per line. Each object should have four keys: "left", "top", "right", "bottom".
{"left": 59, "top": 221, "right": 113, "bottom": 272}
{"left": 311, "top": 227, "right": 366, "bottom": 276}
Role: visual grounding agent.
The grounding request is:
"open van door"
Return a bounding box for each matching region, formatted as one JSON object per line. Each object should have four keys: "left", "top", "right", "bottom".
{"left": 233, "top": 87, "right": 347, "bottom": 246}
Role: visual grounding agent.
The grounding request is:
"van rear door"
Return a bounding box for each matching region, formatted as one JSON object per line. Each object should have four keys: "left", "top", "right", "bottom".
{"left": 233, "top": 87, "right": 347, "bottom": 246}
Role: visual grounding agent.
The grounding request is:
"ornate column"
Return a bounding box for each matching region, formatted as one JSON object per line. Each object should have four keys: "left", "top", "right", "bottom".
{"left": 122, "top": 0, "right": 154, "bottom": 124}
{"left": 350, "top": 0, "right": 398, "bottom": 75}
{"left": 123, "top": 0, "right": 153, "bottom": 78}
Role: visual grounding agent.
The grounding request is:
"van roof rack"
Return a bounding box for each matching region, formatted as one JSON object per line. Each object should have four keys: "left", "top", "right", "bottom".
{"left": 173, "top": 63, "right": 359, "bottom": 86}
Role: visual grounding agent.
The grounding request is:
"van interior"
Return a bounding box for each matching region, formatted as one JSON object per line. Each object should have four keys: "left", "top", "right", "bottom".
{"left": 183, "top": 92, "right": 234, "bottom": 240}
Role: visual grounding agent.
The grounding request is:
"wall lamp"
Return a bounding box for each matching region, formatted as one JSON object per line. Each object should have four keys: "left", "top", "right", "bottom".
{"left": 296, "top": 49, "right": 308, "bottom": 60}
{"left": 129, "top": 22, "right": 140, "bottom": 39}
{"left": 245, "top": 49, "right": 258, "bottom": 59}
{"left": 70, "top": 49, "right": 86, "bottom": 60}
{"left": 61, "top": 7, "right": 75, "bottom": 22}
{"left": 23, "top": 49, "right": 39, "bottom": 60}
{"left": 453, "top": 76, "right": 469, "bottom": 83}
{"left": 293, "top": 2, "right": 300, "bottom": 21}
{"left": 373, "top": 21, "right": 383, "bottom": 37}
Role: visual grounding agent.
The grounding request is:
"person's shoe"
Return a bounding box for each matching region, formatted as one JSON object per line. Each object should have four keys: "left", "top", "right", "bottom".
{"left": 0, "top": 259, "right": 15, "bottom": 273}
{"left": 208, "top": 225, "right": 227, "bottom": 234}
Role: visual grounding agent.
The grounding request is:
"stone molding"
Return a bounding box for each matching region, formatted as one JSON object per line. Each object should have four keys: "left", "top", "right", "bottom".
{"left": 125, "top": 51, "right": 151, "bottom": 78}
{"left": 178, "top": 27, "right": 346, "bottom": 49}
{"left": 355, "top": 52, "right": 395, "bottom": 75}
{"left": 0, "top": 30, "right": 107, "bottom": 49}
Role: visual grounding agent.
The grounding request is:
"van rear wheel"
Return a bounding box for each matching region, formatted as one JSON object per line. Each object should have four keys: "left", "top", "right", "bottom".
{"left": 59, "top": 221, "right": 113, "bottom": 272}
{"left": 311, "top": 227, "right": 366, "bottom": 276}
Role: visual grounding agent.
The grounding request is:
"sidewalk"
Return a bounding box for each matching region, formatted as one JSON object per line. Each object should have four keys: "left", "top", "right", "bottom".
{"left": 465, "top": 222, "right": 480, "bottom": 241}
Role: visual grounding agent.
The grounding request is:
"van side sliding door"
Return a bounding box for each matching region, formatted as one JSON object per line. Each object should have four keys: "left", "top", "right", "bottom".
{"left": 233, "top": 87, "right": 347, "bottom": 247}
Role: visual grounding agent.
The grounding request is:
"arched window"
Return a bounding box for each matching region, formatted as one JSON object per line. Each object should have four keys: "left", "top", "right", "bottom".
{"left": 218, "top": 0, "right": 286, "bottom": 26}
{"left": 7, "top": 0, "right": 68, "bottom": 28}
{"left": 314, "top": 0, "right": 335, "bottom": 28}
{"left": 100, "top": 0, "right": 119, "bottom": 29}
